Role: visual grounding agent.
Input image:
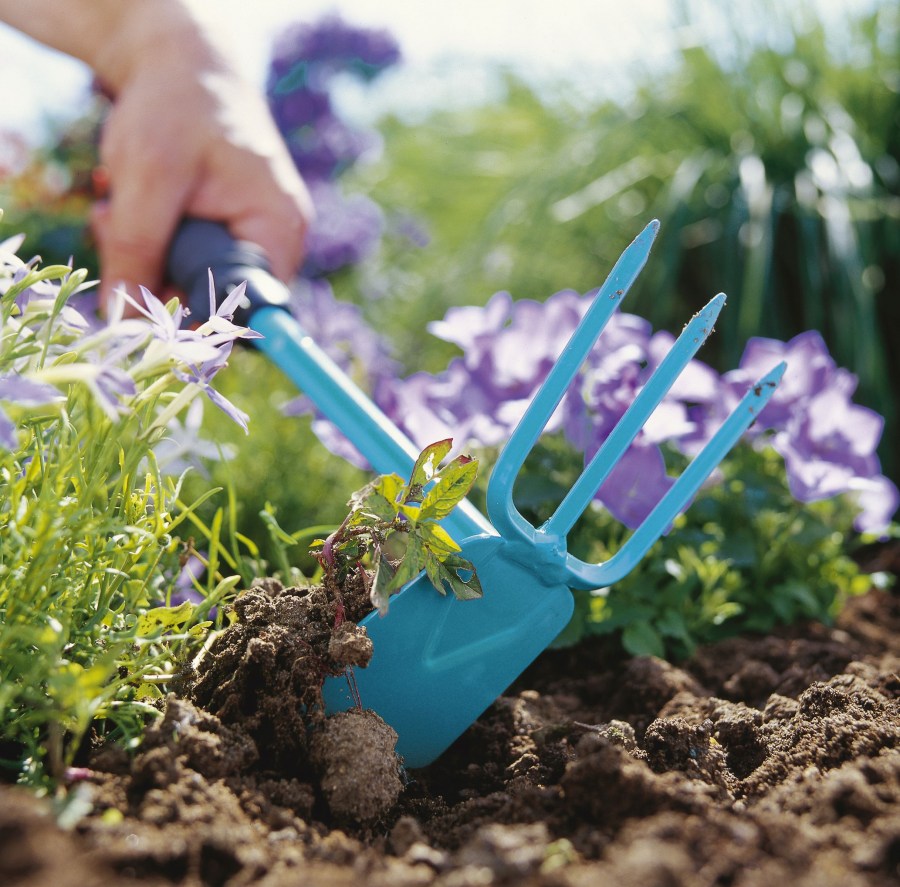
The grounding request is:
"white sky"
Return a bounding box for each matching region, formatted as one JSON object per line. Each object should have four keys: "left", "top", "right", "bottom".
{"left": 0, "top": 0, "right": 878, "bottom": 141}
{"left": 0, "top": 0, "right": 677, "bottom": 139}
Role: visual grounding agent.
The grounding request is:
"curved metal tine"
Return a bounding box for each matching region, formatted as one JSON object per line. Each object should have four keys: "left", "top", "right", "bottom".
{"left": 486, "top": 220, "right": 661, "bottom": 544}
{"left": 564, "top": 360, "right": 787, "bottom": 591}
{"left": 542, "top": 293, "right": 726, "bottom": 540}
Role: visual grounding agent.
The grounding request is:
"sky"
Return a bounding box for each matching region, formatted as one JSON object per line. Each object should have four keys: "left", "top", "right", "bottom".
{"left": 0, "top": 0, "right": 679, "bottom": 139}
{"left": 0, "top": 0, "right": 876, "bottom": 143}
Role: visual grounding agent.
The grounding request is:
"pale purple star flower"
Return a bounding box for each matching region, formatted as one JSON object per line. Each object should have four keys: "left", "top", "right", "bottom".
{"left": 175, "top": 342, "right": 249, "bottom": 433}
{"left": 117, "top": 285, "right": 220, "bottom": 367}
{"left": 88, "top": 364, "right": 138, "bottom": 421}
{"left": 193, "top": 271, "right": 262, "bottom": 342}
{"left": 154, "top": 398, "right": 234, "bottom": 477}
{"left": 0, "top": 374, "right": 64, "bottom": 449}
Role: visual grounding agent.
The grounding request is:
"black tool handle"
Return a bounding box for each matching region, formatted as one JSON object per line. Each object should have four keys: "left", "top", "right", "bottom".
{"left": 166, "top": 218, "right": 291, "bottom": 326}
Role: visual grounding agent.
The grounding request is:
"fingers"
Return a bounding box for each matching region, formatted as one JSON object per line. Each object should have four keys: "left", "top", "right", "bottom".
{"left": 91, "top": 49, "right": 314, "bottom": 314}
{"left": 228, "top": 182, "right": 314, "bottom": 282}
{"left": 93, "top": 123, "right": 192, "bottom": 313}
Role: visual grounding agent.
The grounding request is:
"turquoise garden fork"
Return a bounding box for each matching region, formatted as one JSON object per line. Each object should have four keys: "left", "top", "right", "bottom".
{"left": 169, "top": 219, "right": 785, "bottom": 767}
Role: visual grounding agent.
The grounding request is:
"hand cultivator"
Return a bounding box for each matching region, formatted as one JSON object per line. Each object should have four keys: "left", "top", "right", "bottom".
{"left": 170, "top": 219, "right": 785, "bottom": 767}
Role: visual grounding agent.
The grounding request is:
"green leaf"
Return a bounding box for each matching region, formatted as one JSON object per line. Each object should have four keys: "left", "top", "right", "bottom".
{"left": 358, "top": 493, "right": 400, "bottom": 523}
{"left": 136, "top": 601, "right": 196, "bottom": 636}
{"left": 258, "top": 505, "right": 298, "bottom": 546}
{"left": 418, "top": 456, "right": 478, "bottom": 521}
{"left": 348, "top": 473, "right": 405, "bottom": 522}
{"left": 370, "top": 546, "right": 396, "bottom": 614}
{"left": 423, "top": 551, "right": 483, "bottom": 601}
{"left": 387, "top": 534, "right": 427, "bottom": 593}
{"left": 418, "top": 522, "right": 461, "bottom": 557}
{"left": 409, "top": 439, "right": 453, "bottom": 490}
{"left": 621, "top": 621, "right": 665, "bottom": 657}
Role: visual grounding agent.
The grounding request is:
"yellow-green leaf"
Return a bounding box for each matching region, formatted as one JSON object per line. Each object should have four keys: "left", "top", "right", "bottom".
{"left": 419, "top": 523, "right": 461, "bottom": 557}
{"left": 410, "top": 440, "right": 453, "bottom": 489}
{"left": 136, "top": 601, "right": 195, "bottom": 636}
{"left": 418, "top": 457, "right": 478, "bottom": 521}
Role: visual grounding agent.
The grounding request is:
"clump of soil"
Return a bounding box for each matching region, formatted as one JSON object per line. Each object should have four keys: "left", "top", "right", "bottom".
{"left": 311, "top": 710, "right": 403, "bottom": 823}
{"left": 1, "top": 568, "right": 898, "bottom": 887}
{"left": 179, "top": 577, "right": 402, "bottom": 823}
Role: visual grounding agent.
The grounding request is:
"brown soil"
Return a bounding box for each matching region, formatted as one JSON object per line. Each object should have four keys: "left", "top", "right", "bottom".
{"left": 2, "top": 555, "right": 898, "bottom": 887}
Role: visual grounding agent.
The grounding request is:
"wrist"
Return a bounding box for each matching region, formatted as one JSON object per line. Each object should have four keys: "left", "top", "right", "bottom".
{"left": 91, "top": 0, "right": 219, "bottom": 94}
{"left": 0, "top": 0, "right": 222, "bottom": 94}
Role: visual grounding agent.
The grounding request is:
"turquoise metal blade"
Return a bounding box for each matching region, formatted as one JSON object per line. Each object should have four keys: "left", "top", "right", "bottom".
{"left": 322, "top": 535, "right": 574, "bottom": 768}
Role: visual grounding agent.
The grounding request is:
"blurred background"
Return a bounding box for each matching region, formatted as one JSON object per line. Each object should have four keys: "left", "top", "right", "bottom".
{"left": 0, "top": 0, "right": 896, "bottom": 555}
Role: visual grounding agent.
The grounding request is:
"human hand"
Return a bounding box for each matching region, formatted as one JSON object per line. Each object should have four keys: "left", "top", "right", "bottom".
{"left": 0, "top": 0, "right": 312, "bottom": 310}
{"left": 89, "top": 3, "right": 313, "bottom": 310}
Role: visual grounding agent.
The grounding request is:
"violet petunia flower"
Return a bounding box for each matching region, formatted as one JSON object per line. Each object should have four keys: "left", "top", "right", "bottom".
{"left": 723, "top": 330, "right": 898, "bottom": 534}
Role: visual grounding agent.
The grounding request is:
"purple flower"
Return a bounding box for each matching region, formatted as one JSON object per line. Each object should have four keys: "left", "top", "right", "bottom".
{"left": 175, "top": 342, "right": 249, "bottom": 432}
{"left": 594, "top": 442, "right": 675, "bottom": 528}
{"left": 0, "top": 374, "right": 64, "bottom": 449}
{"left": 88, "top": 364, "right": 137, "bottom": 421}
{"left": 267, "top": 16, "right": 399, "bottom": 182}
{"left": 726, "top": 331, "right": 839, "bottom": 432}
{"left": 303, "top": 182, "right": 385, "bottom": 275}
{"left": 849, "top": 476, "right": 900, "bottom": 536}
{"left": 722, "top": 331, "right": 897, "bottom": 534}
{"left": 269, "top": 16, "right": 400, "bottom": 85}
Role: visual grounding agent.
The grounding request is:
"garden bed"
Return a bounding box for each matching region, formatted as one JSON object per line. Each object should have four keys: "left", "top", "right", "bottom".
{"left": 2, "top": 544, "right": 897, "bottom": 887}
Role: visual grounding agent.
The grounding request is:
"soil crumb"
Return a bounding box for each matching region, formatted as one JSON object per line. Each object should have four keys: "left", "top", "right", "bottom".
{"left": 2, "top": 574, "right": 898, "bottom": 887}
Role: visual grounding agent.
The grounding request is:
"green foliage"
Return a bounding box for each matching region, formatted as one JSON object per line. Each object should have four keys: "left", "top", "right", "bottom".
{"left": 0, "top": 253, "right": 238, "bottom": 788}
{"left": 0, "top": 1, "right": 892, "bottom": 687}
{"left": 537, "top": 443, "right": 884, "bottom": 658}
{"left": 311, "top": 440, "right": 482, "bottom": 613}
{"left": 348, "top": 0, "right": 898, "bottom": 481}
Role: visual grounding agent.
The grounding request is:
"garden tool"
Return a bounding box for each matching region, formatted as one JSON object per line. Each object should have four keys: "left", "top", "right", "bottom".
{"left": 169, "top": 219, "right": 785, "bottom": 768}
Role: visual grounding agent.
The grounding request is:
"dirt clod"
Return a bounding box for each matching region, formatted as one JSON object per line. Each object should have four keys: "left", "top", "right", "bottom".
{"left": 310, "top": 709, "right": 404, "bottom": 823}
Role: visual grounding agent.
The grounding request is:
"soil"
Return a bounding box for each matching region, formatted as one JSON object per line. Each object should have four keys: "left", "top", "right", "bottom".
{"left": 2, "top": 546, "right": 898, "bottom": 887}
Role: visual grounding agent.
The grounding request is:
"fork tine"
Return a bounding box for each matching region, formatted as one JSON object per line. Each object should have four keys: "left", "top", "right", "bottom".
{"left": 487, "top": 220, "right": 660, "bottom": 542}
{"left": 543, "top": 293, "right": 726, "bottom": 539}
{"left": 565, "top": 361, "right": 787, "bottom": 590}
